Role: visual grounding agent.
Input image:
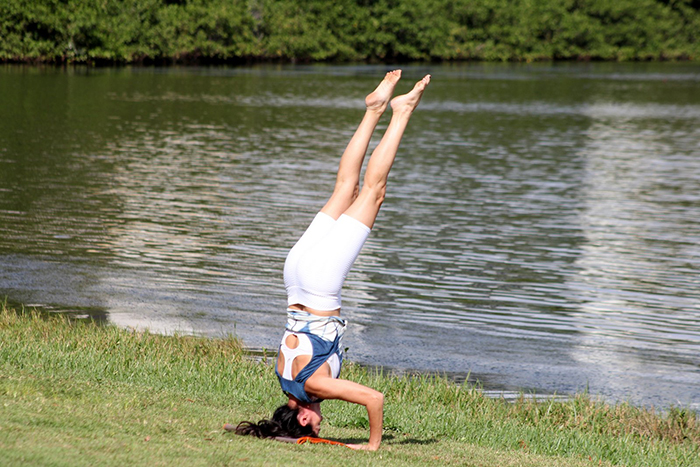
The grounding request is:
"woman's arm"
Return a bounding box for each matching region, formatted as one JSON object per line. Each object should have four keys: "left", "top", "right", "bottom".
{"left": 305, "top": 376, "right": 384, "bottom": 450}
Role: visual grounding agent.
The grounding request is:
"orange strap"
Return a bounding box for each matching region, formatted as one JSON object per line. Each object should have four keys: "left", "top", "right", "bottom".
{"left": 296, "top": 436, "right": 348, "bottom": 447}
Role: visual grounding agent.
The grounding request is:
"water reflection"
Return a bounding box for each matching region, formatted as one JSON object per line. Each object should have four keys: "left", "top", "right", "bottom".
{"left": 567, "top": 105, "right": 700, "bottom": 405}
{"left": 1, "top": 63, "right": 699, "bottom": 409}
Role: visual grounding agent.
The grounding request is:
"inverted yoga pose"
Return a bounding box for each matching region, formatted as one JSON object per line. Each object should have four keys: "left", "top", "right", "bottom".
{"left": 235, "top": 70, "right": 430, "bottom": 451}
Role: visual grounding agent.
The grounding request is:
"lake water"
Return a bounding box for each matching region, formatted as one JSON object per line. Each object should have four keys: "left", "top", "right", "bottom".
{"left": 1, "top": 62, "right": 699, "bottom": 410}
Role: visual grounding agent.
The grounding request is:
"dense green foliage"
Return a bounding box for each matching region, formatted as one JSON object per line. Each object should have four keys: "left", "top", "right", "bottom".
{"left": 1, "top": 0, "right": 699, "bottom": 63}
{"left": 1, "top": 303, "right": 699, "bottom": 466}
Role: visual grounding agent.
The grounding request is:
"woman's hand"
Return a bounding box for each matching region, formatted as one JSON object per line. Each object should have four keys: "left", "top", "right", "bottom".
{"left": 346, "top": 443, "right": 380, "bottom": 451}
{"left": 304, "top": 376, "right": 384, "bottom": 450}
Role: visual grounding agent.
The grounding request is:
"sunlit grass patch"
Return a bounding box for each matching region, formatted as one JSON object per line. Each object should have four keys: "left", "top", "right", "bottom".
{"left": 1, "top": 302, "right": 698, "bottom": 467}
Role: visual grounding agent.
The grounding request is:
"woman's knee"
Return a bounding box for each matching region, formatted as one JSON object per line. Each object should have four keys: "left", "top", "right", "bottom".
{"left": 334, "top": 180, "right": 360, "bottom": 201}
{"left": 362, "top": 183, "right": 386, "bottom": 206}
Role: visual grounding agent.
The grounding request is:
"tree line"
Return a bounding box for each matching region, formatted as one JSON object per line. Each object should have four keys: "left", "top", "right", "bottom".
{"left": 1, "top": 0, "right": 699, "bottom": 63}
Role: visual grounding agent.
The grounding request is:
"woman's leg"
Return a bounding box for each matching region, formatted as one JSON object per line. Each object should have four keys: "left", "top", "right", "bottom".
{"left": 320, "top": 70, "right": 401, "bottom": 220}
{"left": 344, "top": 75, "right": 431, "bottom": 229}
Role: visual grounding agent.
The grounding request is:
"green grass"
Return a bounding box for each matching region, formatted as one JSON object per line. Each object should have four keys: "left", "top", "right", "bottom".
{"left": 0, "top": 302, "right": 698, "bottom": 466}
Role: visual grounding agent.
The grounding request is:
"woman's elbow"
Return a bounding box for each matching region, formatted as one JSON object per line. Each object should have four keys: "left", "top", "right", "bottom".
{"left": 371, "top": 390, "right": 384, "bottom": 407}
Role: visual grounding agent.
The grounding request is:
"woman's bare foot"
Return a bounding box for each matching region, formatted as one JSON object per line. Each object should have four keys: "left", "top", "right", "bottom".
{"left": 365, "top": 70, "right": 402, "bottom": 113}
{"left": 390, "top": 74, "right": 431, "bottom": 114}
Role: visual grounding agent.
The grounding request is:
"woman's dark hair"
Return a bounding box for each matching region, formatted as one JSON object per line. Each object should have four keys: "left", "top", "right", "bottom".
{"left": 235, "top": 405, "right": 314, "bottom": 439}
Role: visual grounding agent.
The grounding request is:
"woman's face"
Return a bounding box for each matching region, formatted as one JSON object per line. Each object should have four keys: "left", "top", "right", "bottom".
{"left": 298, "top": 404, "right": 323, "bottom": 436}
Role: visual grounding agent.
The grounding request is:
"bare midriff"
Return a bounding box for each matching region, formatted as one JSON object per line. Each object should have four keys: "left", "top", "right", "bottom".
{"left": 289, "top": 303, "right": 341, "bottom": 317}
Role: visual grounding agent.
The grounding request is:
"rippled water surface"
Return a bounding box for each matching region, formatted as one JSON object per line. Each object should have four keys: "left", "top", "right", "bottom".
{"left": 1, "top": 63, "right": 699, "bottom": 409}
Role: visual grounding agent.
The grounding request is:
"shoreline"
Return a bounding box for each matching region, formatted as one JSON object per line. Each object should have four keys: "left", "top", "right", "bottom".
{"left": 6, "top": 296, "right": 694, "bottom": 414}
{"left": 2, "top": 53, "right": 699, "bottom": 68}
{"left": 1, "top": 302, "right": 697, "bottom": 466}
{"left": 246, "top": 346, "right": 574, "bottom": 403}
{"left": 2, "top": 55, "right": 699, "bottom": 67}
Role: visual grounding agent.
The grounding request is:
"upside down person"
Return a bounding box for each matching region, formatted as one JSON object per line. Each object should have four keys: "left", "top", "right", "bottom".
{"left": 235, "top": 70, "right": 430, "bottom": 451}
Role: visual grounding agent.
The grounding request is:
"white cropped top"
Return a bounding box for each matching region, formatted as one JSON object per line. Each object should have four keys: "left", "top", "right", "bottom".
{"left": 279, "top": 331, "right": 341, "bottom": 380}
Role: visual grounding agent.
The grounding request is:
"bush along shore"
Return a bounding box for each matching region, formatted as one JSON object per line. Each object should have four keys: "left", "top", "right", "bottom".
{"left": 1, "top": 302, "right": 699, "bottom": 466}
{"left": 1, "top": 0, "right": 700, "bottom": 64}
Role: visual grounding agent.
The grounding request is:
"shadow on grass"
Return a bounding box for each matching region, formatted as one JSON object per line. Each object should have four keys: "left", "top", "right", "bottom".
{"left": 391, "top": 438, "right": 438, "bottom": 445}
{"left": 336, "top": 434, "right": 438, "bottom": 446}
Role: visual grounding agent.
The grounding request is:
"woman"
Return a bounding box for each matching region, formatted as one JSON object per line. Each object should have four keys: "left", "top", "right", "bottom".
{"left": 236, "top": 70, "right": 430, "bottom": 451}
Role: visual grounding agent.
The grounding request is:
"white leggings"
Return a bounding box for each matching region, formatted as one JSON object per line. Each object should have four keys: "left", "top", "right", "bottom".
{"left": 284, "top": 212, "right": 371, "bottom": 311}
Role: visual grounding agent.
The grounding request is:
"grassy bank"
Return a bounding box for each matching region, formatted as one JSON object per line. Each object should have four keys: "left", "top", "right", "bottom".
{"left": 1, "top": 0, "right": 700, "bottom": 64}
{"left": 0, "top": 303, "right": 698, "bottom": 466}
